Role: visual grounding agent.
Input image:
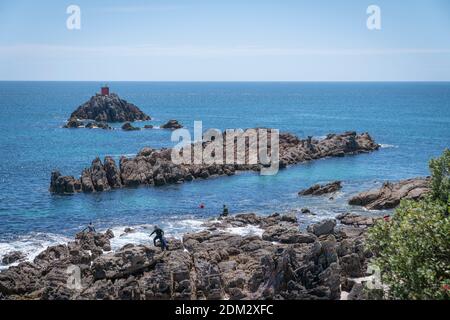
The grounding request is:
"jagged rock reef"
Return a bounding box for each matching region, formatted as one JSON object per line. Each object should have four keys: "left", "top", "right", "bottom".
{"left": 49, "top": 131, "right": 379, "bottom": 194}
{"left": 348, "top": 177, "right": 430, "bottom": 210}
{"left": 67, "top": 93, "right": 150, "bottom": 123}
{"left": 0, "top": 213, "right": 371, "bottom": 300}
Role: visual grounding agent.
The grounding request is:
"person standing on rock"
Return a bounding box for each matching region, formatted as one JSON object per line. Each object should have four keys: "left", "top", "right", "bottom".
{"left": 220, "top": 204, "right": 229, "bottom": 218}
{"left": 82, "top": 222, "right": 96, "bottom": 233}
{"left": 150, "top": 225, "right": 168, "bottom": 251}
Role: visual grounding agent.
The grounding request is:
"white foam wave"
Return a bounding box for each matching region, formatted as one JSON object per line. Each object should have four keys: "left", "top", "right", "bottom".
{"left": 222, "top": 225, "right": 264, "bottom": 237}
{"left": 109, "top": 153, "right": 137, "bottom": 158}
{"left": 107, "top": 218, "right": 207, "bottom": 251}
{"left": 0, "top": 233, "right": 71, "bottom": 270}
{"left": 380, "top": 144, "right": 398, "bottom": 149}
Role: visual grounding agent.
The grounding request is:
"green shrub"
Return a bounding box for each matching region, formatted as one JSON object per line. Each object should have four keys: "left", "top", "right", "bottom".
{"left": 429, "top": 148, "right": 450, "bottom": 204}
{"left": 367, "top": 149, "right": 450, "bottom": 299}
{"left": 367, "top": 199, "right": 450, "bottom": 299}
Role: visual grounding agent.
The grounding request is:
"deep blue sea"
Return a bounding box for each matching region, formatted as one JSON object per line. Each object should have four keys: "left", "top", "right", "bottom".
{"left": 0, "top": 82, "right": 449, "bottom": 264}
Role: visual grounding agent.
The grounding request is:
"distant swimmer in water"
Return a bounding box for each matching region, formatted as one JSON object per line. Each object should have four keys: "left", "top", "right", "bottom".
{"left": 82, "top": 221, "right": 96, "bottom": 233}
{"left": 199, "top": 203, "right": 205, "bottom": 209}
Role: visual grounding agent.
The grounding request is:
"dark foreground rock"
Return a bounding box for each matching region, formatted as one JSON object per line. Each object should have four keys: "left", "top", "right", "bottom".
{"left": 0, "top": 213, "right": 370, "bottom": 300}
{"left": 299, "top": 181, "right": 342, "bottom": 196}
{"left": 67, "top": 93, "right": 150, "bottom": 123}
{"left": 348, "top": 177, "right": 430, "bottom": 210}
{"left": 307, "top": 219, "right": 336, "bottom": 236}
{"left": 1, "top": 251, "right": 26, "bottom": 265}
{"left": 50, "top": 131, "right": 379, "bottom": 194}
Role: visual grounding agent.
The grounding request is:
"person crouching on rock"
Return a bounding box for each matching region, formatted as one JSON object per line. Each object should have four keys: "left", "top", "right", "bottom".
{"left": 82, "top": 222, "right": 96, "bottom": 233}
{"left": 220, "top": 204, "right": 229, "bottom": 218}
{"left": 150, "top": 225, "right": 168, "bottom": 251}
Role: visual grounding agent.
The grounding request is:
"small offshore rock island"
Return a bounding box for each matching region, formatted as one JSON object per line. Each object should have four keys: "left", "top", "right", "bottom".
{"left": 63, "top": 86, "right": 184, "bottom": 131}
{"left": 64, "top": 85, "right": 151, "bottom": 129}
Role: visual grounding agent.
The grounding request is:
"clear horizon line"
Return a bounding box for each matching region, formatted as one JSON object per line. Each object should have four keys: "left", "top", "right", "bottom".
{"left": 1, "top": 80, "right": 450, "bottom": 83}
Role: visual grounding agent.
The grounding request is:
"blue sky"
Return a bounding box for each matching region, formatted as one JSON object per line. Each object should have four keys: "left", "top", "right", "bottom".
{"left": 0, "top": 0, "right": 449, "bottom": 81}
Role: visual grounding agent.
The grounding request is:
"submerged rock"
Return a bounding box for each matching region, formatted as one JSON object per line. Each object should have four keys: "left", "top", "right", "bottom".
{"left": 68, "top": 93, "right": 150, "bottom": 123}
{"left": 348, "top": 177, "right": 430, "bottom": 210}
{"left": 85, "top": 121, "right": 111, "bottom": 130}
{"left": 299, "top": 181, "right": 342, "bottom": 196}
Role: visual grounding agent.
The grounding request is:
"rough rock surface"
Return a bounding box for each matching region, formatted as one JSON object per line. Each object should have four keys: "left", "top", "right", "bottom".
{"left": 160, "top": 120, "right": 183, "bottom": 129}
{"left": 348, "top": 177, "right": 430, "bottom": 210}
{"left": 50, "top": 131, "right": 379, "bottom": 194}
{"left": 63, "top": 118, "right": 112, "bottom": 130}
{"left": 68, "top": 93, "right": 150, "bottom": 123}
{"left": 306, "top": 219, "right": 336, "bottom": 236}
{"left": 336, "top": 213, "right": 381, "bottom": 228}
{"left": 1, "top": 251, "right": 26, "bottom": 265}
{"left": 0, "top": 213, "right": 370, "bottom": 300}
{"left": 299, "top": 181, "right": 342, "bottom": 196}
{"left": 122, "top": 122, "right": 140, "bottom": 131}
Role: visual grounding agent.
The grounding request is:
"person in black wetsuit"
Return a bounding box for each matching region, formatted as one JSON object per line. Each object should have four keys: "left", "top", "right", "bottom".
{"left": 82, "top": 222, "right": 96, "bottom": 233}
{"left": 150, "top": 225, "right": 168, "bottom": 250}
{"left": 220, "top": 204, "right": 229, "bottom": 218}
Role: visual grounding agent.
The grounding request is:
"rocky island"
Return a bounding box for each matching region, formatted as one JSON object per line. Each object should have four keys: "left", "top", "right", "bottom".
{"left": 0, "top": 212, "right": 374, "bottom": 300}
{"left": 63, "top": 86, "right": 151, "bottom": 129}
{"left": 49, "top": 131, "right": 379, "bottom": 194}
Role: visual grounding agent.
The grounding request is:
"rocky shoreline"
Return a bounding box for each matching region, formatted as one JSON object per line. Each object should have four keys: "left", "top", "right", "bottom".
{"left": 50, "top": 131, "right": 379, "bottom": 194}
{"left": 0, "top": 212, "right": 377, "bottom": 300}
{"left": 348, "top": 177, "right": 430, "bottom": 210}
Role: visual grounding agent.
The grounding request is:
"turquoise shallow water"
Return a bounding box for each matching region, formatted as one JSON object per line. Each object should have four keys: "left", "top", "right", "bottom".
{"left": 0, "top": 82, "right": 449, "bottom": 260}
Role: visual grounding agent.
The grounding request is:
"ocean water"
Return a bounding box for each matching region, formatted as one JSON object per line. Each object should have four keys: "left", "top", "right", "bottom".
{"left": 0, "top": 82, "right": 449, "bottom": 265}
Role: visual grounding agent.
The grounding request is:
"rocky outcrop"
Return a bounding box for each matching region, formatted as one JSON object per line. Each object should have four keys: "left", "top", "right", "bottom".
{"left": 68, "top": 93, "right": 150, "bottom": 123}
{"left": 348, "top": 177, "right": 430, "bottom": 210}
{"left": 64, "top": 117, "right": 84, "bottom": 128}
{"left": 50, "top": 131, "right": 379, "bottom": 194}
{"left": 49, "top": 171, "right": 81, "bottom": 194}
{"left": 160, "top": 120, "right": 183, "bottom": 129}
{"left": 299, "top": 181, "right": 342, "bottom": 196}
{"left": 336, "top": 213, "right": 381, "bottom": 228}
{"left": 306, "top": 219, "right": 336, "bottom": 236}
{"left": 64, "top": 117, "right": 113, "bottom": 130}
{"left": 1, "top": 251, "right": 26, "bottom": 265}
{"left": 0, "top": 213, "right": 371, "bottom": 300}
{"left": 122, "top": 122, "right": 140, "bottom": 131}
